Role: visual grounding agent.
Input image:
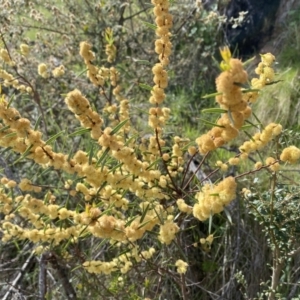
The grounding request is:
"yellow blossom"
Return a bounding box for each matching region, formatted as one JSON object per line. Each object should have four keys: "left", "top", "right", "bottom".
{"left": 175, "top": 259, "right": 188, "bottom": 274}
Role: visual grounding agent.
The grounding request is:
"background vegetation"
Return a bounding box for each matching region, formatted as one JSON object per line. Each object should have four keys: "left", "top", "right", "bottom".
{"left": 1, "top": 0, "right": 300, "bottom": 299}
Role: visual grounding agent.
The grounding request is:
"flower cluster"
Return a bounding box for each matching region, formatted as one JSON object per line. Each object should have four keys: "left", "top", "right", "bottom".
{"left": 177, "top": 198, "right": 192, "bottom": 214}
{"left": 20, "top": 43, "right": 30, "bottom": 56}
{"left": 244, "top": 53, "right": 276, "bottom": 104}
{"left": 280, "top": 146, "right": 300, "bottom": 164}
{"left": 148, "top": 105, "right": 171, "bottom": 130}
{"left": 175, "top": 259, "right": 188, "bottom": 274}
{"left": 239, "top": 123, "right": 282, "bottom": 154}
{"left": 0, "top": 67, "right": 31, "bottom": 93}
{"left": 52, "top": 65, "right": 65, "bottom": 77}
{"left": 153, "top": 0, "right": 173, "bottom": 66}
{"left": 265, "top": 156, "right": 280, "bottom": 172}
{"left": 83, "top": 246, "right": 155, "bottom": 275}
{"left": 200, "top": 234, "right": 214, "bottom": 251}
{"left": 65, "top": 89, "right": 103, "bottom": 139}
{"left": 149, "top": 0, "right": 172, "bottom": 111}
{"left": 80, "top": 41, "right": 111, "bottom": 87}
{"left": 158, "top": 215, "right": 180, "bottom": 245}
{"left": 0, "top": 48, "right": 14, "bottom": 66}
{"left": 167, "top": 136, "right": 187, "bottom": 176}
{"left": 196, "top": 48, "right": 251, "bottom": 154}
{"left": 193, "top": 176, "right": 237, "bottom": 221}
{"left": 38, "top": 63, "right": 49, "bottom": 78}
{"left": 104, "top": 27, "right": 117, "bottom": 63}
{"left": 105, "top": 43, "right": 117, "bottom": 63}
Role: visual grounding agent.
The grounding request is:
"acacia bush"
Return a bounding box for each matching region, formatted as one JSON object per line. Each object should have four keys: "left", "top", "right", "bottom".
{"left": 1, "top": 1, "right": 300, "bottom": 300}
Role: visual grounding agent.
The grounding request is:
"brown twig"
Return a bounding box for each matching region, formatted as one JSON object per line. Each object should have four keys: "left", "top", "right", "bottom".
{"left": 182, "top": 152, "right": 210, "bottom": 191}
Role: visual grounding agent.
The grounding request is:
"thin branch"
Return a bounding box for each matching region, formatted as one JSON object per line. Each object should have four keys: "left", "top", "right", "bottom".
{"left": 38, "top": 253, "right": 48, "bottom": 300}
{"left": 48, "top": 252, "right": 77, "bottom": 300}
{"left": 3, "top": 252, "right": 35, "bottom": 300}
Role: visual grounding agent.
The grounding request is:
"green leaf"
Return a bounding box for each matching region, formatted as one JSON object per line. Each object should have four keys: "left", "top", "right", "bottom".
{"left": 142, "top": 21, "right": 157, "bottom": 30}
{"left": 45, "top": 131, "right": 65, "bottom": 145}
{"left": 209, "top": 212, "right": 213, "bottom": 234}
{"left": 6, "top": 93, "right": 15, "bottom": 108}
{"left": 13, "top": 144, "right": 33, "bottom": 165}
{"left": 223, "top": 207, "right": 233, "bottom": 225}
{"left": 34, "top": 115, "right": 43, "bottom": 130}
{"left": 242, "top": 120, "right": 260, "bottom": 130}
{"left": 88, "top": 143, "right": 94, "bottom": 165}
{"left": 96, "top": 147, "right": 110, "bottom": 167}
{"left": 242, "top": 55, "right": 256, "bottom": 67}
{"left": 202, "top": 92, "right": 222, "bottom": 99}
{"left": 251, "top": 112, "right": 263, "bottom": 128}
{"left": 198, "top": 118, "right": 224, "bottom": 128}
{"left": 201, "top": 108, "right": 227, "bottom": 114}
{"left": 68, "top": 128, "right": 91, "bottom": 137}
{"left": 241, "top": 88, "right": 260, "bottom": 93}
{"left": 243, "top": 130, "right": 255, "bottom": 142}
{"left": 0, "top": 125, "right": 10, "bottom": 133}
{"left": 241, "top": 124, "right": 255, "bottom": 130}
{"left": 228, "top": 110, "right": 235, "bottom": 125}
{"left": 109, "top": 162, "right": 123, "bottom": 173}
{"left": 110, "top": 119, "right": 129, "bottom": 135}
{"left": 266, "top": 80, "right": 283, "bottom": 86}
{"left": 138, "top": 83, "right": 153, "bottom": 91}
{"left": 140, "top": 203, "right": 150, "bottom": 224}
{"left": 134, "top": 60, "right": 152, "bottom": 65}
{"left": 3, "top": 132, "right": 17, "bottom": 138}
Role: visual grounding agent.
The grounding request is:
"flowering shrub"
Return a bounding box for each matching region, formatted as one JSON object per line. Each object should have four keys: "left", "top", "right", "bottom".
{"left": 1, "top": 1, "right": 300, "bottom": 299}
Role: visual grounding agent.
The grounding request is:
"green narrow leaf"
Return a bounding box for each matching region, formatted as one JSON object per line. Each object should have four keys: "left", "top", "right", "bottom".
{"left": 6, "top": 93, "right": 15, "bottom": 108}
{"left": 242, "top": 55, "right": 256, "bottom": 67}
{"left": 201, "top": 108, "right": 227, "bottom": 114}
{"left": 74, "top": 68, "right": 89, "bottom": 79}
{"left": 45, "top": 131, "right": 65, "bottom": 145}
{"left": 96, "top": 148, "right": 110, "bottom": 167}
{"left": 153, "top": 206, "right": 164, "bottom": 225}
{"left": 241, "top": 88, "right": 260, "bottom": 93}
{"left": 3, "top": 132, "right": 17, "bottom": 138}
{"left": 137, "top": 220, "right": 152, "bottom": 230}
{"left": 228, "top": 110, "right": 235, "bottom": 126}
{"left": 241, "top": 124, "right": 255, "bottom": 130}
{"left": 198, "top": 118, "right": 224, "bottom": 128}
{"left": 223, "top": 207, "right": 233, "bottom": 225}
{"left": 140, "top": 203, "right": 150, "bottom": 224}
{"left": 202, "top": 92, "right": 222, "bottom": 99}
{"left": 243, "top": 130, "right": 255, "bottom": 142}
{"left": 251, "top": 112, "right": 263, "bottom": 128}
{"left": 138, "top": 83, "right": 153, "bottom": 91}
{"left": 68, "top": 128, "right": 91, "bottom": 137}
{"left": 13, "top": 144, "right": 33, "bottom": 165}
{"left": 242, "top": 120, "right": 260, "bottom": 130}
{"left": 110, "top": 119, "right": 129, "bottom": 135}
{"left": 134, "top": 60, "right": 152, "bottom": 65}
{"left": 209, "top": 212, "right": 213, "bottom": 235}
{"left": 109, "top": 162, "right": 123, "bottom": 173}
{"left": 208, "top": 193, "right": 220, "bottom": 197}
{"left": 88, "top": 143, "right": 94, "bottom": 165}
{"left": 34, "top": 115, "right": 43, "bottom": 130}
{"left": 234, "top": 82, "right": 248, "bottom": 88}
{"left": 265, "top": 80, "right": 283, "bottom": 86}
{"left": 211, "top": 55, "right": 222, "bottom": 71}
{"left": 125, "top": 216, "right": 137, "bottom": 227}
{"left": 96, "top": 181, "right": 107, "bottom": 196}
{"left": 145, "top": 157, "right": 161, "bottom": 170}
{"left": 142, "top": 21, "right": 157, "bottom": 30}
{"left": 0, "top": 125, "right": 10, "bottom": 133}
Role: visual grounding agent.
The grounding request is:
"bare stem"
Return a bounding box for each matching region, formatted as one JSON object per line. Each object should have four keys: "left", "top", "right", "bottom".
{"left": 180, "top": 273, "right": 188, "bottom": 300}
